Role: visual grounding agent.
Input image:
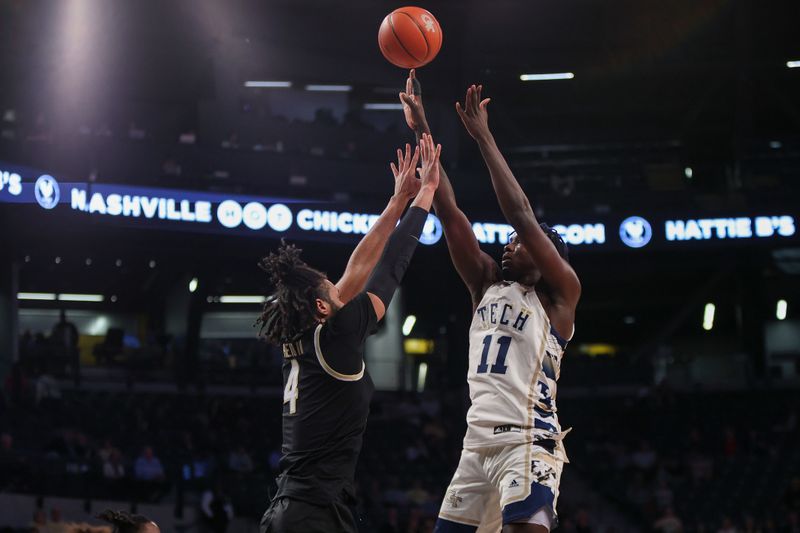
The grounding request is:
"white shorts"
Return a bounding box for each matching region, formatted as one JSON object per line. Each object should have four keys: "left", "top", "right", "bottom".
{"left": 436, "top": 441, "right": 564, "bottom": 532}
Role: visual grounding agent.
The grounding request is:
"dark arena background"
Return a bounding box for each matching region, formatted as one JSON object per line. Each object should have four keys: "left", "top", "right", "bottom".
{"left": 1, "top": 1, "right": 800, "bottom": 531}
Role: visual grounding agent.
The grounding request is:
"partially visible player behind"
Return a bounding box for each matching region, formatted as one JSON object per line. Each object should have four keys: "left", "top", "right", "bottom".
{"left": 401, "top": 72, "right": 580, "bottom": 532}
{"left": 258, "top": 134, "right": 442, "bottom": 533}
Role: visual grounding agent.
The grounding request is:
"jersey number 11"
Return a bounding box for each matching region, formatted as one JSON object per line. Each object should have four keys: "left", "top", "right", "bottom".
{"left": 477, "top": 334, "right": 511, "bottom": 374}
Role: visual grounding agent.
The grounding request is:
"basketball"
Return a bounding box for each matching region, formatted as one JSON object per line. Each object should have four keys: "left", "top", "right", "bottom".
{"left": 378, "top": 6, "right": 443, "bottom": 69}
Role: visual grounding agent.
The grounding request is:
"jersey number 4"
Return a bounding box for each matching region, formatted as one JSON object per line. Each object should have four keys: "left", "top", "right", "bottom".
{"left": 477, "top": 334, "right": 511, "bottom": 374}
{"left": 283, "top": 359, "right": 299, "bottom": 414}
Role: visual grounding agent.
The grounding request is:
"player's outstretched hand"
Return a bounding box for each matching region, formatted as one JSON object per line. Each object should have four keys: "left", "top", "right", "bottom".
{"left": 400, "top": 69, "right": 428, "bottom": 134}
{"left": 417, "top": 132, "right": 442, "bottom": 191}
{"left": 390, "top": 143, "right": 421, "bottom": 201}
{"left": 455, "top": 84, "right": 492, "bottom": 143}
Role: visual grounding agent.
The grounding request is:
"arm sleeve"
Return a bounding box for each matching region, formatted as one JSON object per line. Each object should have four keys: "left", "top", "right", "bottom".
{"left": 318, "top": 293, "right": 378, "bottom": 377}
{"left": 365, "top": 206, "right": 428, "bottom": 308}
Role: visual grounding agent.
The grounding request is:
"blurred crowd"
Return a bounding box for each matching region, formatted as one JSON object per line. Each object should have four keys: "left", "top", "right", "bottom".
{"left": 2, "top": 375, "right": 800, "bottom": 532}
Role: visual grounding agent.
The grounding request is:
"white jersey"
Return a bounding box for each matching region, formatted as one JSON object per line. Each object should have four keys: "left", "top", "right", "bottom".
{"left": 463, "top": 282, "right": 570, "bottom": 454}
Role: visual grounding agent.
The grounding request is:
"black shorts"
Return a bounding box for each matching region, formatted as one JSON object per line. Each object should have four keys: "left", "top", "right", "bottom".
{"left": 260, "top": 496, "right": 357, "bottom": 533}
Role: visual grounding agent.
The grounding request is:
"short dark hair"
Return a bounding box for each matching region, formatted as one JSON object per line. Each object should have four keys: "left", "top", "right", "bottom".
{"left": 509, "top": 225, "right": 569, "bottom": 262}
{"left": 96, "top": 510, "right": 151, "bottom": 533}
{"left": 256, "top": 241, "right": 328, "bottom": 344}
{"left": 539, "top": 223, "right": 569, "bottom": 262}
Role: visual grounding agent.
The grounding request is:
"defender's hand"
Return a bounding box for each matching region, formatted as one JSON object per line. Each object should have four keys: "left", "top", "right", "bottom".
{"left": 390, "top": 143, "right": 421, "bottom": 200}
{"left": 417, "top": 133, "right": 442, "bottom": 191}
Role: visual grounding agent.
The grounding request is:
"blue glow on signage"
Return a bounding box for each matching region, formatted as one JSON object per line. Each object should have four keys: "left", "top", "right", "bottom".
{"left": 420, "top": 214, "right": 442, "bottom": 245}
{"left": 665, "top": 216, "right": 795, "bottom": 241}
{"left": 553, "top": 223, "right": 606, "bottom": 245}
{"left": 2, "top": 164, "right": 797, "bottom": 251}
{"left": 267, "top": 204, "right": 293, "bottom": 232}
{"left": 0, "top": 170, "right": 22, "bottom": 196}
{"left": 472, "top": 222, "right": 514, "bottom": 244}
{"left": 619, "top": 216, "right": 652, "bottom": 248}
{"left": 470, "top": 222, "right": 606, "bottom": 246}
{"left": 34, "top": 175, "right": 60, "bottom": 209}
{"left": 296, "top": 209, "right": 379, "bottom": 235}
{"left": 71, "top": 189, "right": 213, "bottom": 222}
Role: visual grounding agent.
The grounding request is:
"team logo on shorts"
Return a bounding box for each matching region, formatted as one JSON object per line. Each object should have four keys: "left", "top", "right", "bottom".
{"left": 531, "top": 461, "right": 556, "bottom": 486}
{"left": 445, "top": 489, "right": 463, "bottom": 508}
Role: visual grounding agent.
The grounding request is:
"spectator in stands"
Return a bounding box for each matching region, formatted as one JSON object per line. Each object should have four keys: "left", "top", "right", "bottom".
{"left": 103, "top": 448, "right": 126, "bottom": 480}
{"left": 722, "top": 427, "right": 737, "bottom": 457}
{"left": 406, "top": 479, "right": 430, "bottom": 507}
{"left": 631, "top": 439, "right": 658, "bottom": 472}
{"left": 65, "top": 431, "right": 93, "bottom": 474}
{"left": 3, "top": 360, "right": 31, "bottom": 406}
{"left": 51, "top": 310, "right": 79, "bottom": 353}
{"left": 35, "top": 371, "right": 62, "bottom": 407}
{"left": 46, "top": 508, "right": 67, "bottom": 533}
{"left": 382, "top": 476, "right": 408, "bottom": 507}
{"left": 30, "top": 509, "right": 48, "bottom": 532}
{"left": 625, "top": 472, "right": 650, "bottom": 510}
{"left": 786, "top": 476, "right": 800, "bottom": 512}
{"left": 786, "top": 511, "right": 799, "bottom": 532}
{"left": 133, "top": 446, "right": 164, "bottom": 481}
{"left": 97, "top": 509, "right": 159, "bottom": 533}
{"left": 98, "top": 440, "right": 115, "bottom": 464}
{"left": 687, "top": 451, "right": 714, "bottom": 483}
{"left": 267, "top": 448, "right": 281, "bottom": 473}
{"left": 227, "top": 446, "right": 254, "bottom": 473}
{"left": 653, "top": 479, "right": 675, "bottom": 511}
{"left": 51, "top": 310, "right": 80, "bottom": 382}
{"left": 653, "top": 507, "right": 684, "bottom": 533}
{"left": 574, "top": 507, "right": 592, "bottom": 533}
{"left": 200, "top": 481, "right": 234, "bottom": 533}
{"left": 717, "top": 516, "right": 737, "bottom": 533}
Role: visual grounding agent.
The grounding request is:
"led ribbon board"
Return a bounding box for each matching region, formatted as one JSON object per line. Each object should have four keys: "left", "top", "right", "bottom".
{"left": 0, "top": 163, "right": 796, "bottom": 250}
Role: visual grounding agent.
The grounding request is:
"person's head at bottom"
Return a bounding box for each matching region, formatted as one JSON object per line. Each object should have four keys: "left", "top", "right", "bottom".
{"left": 97, "top": 509, "right": 160, "bottom": 533}
{"left": 257, "top": 241, "right": 344, "bottom": 344}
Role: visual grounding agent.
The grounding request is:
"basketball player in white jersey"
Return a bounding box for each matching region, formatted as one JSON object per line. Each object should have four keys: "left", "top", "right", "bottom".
{"left": 401, "top": 72, "right": 581, "bottom": 532}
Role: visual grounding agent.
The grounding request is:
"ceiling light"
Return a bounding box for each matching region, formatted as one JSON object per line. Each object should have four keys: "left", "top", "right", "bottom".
{"left": 363, "top": 103, "right": 404, "bottom": 110}
{"left": 702, "top": 303, "right": 715, "bottom": 331}
{"left": 58, "top": 293, "right": 104, "bottom": 302}
{"left": 520, "top": 72, "right": 575, "bottom": 81}
{"left": 402, "top": 315, "right": 417, "bottom": 336}
{"left": 18, "top": 292, "right": 57, "bottom": 301}
{"left": 305, "top": 84, "right": 352, "bottom": 92}
{"left": 219, "top": 295, "right": 266, "bottom": 304}
{"left": 244, "top": 81, "right": 292, "bottom": 88}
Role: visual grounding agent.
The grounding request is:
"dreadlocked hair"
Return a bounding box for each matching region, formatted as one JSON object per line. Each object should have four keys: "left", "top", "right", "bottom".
{"left": 96, "top": 510, "right": 151, "bottom": 533}
{"left": 539, "top": 223, "right": 569, "bottom": 262}
{"left": 257, "top": 241, "right": 328, "bottom": 345}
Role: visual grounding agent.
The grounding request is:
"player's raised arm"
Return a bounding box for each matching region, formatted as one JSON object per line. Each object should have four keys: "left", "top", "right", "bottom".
{"left": 335, "top": 144, "right": 420, "bottom": 304}
{"left": 364, "top": 133, "right": 441, "bottom": 320}
{"left": 400, "top": 70, "right": 499, "bottom": 307}
{"left": 456, "top": 84, "right": 581, "bottom": 307}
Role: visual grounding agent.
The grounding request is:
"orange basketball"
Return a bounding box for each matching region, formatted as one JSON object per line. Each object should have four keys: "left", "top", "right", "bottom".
{"left": 378, "top": 7, "right": 443, "bottom": 69}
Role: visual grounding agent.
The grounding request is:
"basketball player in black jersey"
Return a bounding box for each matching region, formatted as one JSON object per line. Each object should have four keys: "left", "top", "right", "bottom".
{"left": 257, "top": 133, "right": 442, "bottom": 533}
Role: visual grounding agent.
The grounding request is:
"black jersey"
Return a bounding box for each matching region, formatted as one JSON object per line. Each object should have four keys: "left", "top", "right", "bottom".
{"left": 274, "top": 292, "right": 377, "bottom": 505}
